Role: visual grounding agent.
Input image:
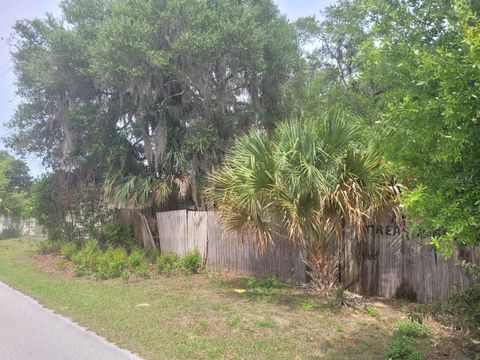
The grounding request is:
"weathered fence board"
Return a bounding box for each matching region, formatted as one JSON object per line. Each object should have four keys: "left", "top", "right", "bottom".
{"left": 156, "top": 210, "right": 306, "bottom": 282}
{"left": 157, "top": 210, "right": 187, "bottom": 254}
{"left": 341, "top": 218, "right": 480, "bottom": 303}
{"left": 117, "top": 208, "right": 480, "bottom": 302}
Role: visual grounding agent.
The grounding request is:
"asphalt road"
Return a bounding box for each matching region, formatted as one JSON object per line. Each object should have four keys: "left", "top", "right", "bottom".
{"left": 0, "top": 281, "right": 143, "bottom": 360}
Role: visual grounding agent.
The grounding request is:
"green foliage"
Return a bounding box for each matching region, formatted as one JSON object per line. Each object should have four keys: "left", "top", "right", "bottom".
{"left": 247, "top": 275, "right": 281, "bottom": 291}
{"left": 72, "top": 240, "right": 101, "bottom": 276}
{"left": 128, "top": 249, "right": 150, "bottom": 278}
{"left": 366, "top": 305, "right": 380, "bottom": 318}
{"left": 156, "top": 253, "right": 179, "bottom": 275}
{"left": 386, "top": 337, "right": 424, "bottom": 360}
{"left": 9, "top": 0, "right": 301, "bottom": 219}
{"left": 299, "top": 299, "right": 319, "bottom": 311}
{"left": 385, "top": 322, "right": 427, "bottom": 359}
{"left": 60, "top": 242, "right": 78, "bottom": 260}
{"left": 0, "top": 152, "right": 31, "bottom": 238}
{"left": 101, "top": 220, "right": 136, "bottom": 251}
{"left": 445, "top": 283, "right": 480, "bottom": 338}
{"left": 96, "top": 247, "right": 128, "bottom": 279}
{"left": 394, "top": 322, "right": 428, "bottom": 339}
{"left": 156, "top": 251, "right": 202, "bottom": 275}
{"left": 179, "top": 250, "right": 202, "bottom": 274}
{"left": 207, "top": 112, "right": 400, "bottom": 250}
{"left": 294, "top": 0, "right": 480, "bottom": 255}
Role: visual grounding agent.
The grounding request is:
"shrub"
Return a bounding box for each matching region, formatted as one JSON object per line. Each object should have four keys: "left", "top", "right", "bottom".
{"left": 394, "top": 322, "right": 428, "bottom": 339}
{"left": 60, "top": 242, "right": 77, "bottom": 260}
{"left": 156, "top": 253, "right": 179, "bottom": 274}
{"left": 445, "top": 282, "right": 480, "bottom": 338}
{"left": 72, "top": 240, "right": 101, "bottom": 276}
{"left": 101, "top": 220, "right": 136, "bottom": 251}
{"left": 128, "top": 249, "right": 150, "bottom": 278}
{"left": 386, "top": 337, "right": 424, "bottom": 360}
{"left": 134, "top": 263, "right": 150, "bottom": 278}
{"left": 128, "top": 248, "right": 145, "bottom": 268}
{"left": 96, "top": 247, "right": 128, "bottom": 279}
{"left": 179, "top": 250, "right": 202, "bottom": 274}
{"left": 366, "top": 305, "right": 380, "bottom": 317}
{"left": 37, "top": 241, "right": 62, "bottom": 255}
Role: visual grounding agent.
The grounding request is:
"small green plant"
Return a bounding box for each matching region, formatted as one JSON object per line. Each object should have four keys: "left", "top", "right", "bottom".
{"left": 386, "top": 337, "right": 423, "bottom": 360}
{"left": 394, "top": 322, "right": 428, "bottom": 339}
{"left": 179, "top": 250, "right": 202, "bottom": 274}
{"left": 444, "top": 282, "right": 480, "bottom": 338}
{"left": 156, "top": 253, "right": 179, "bottom": 274}
{"left": 128, "top": 248, "right": 145, "bottom": 268}
{"left": 127, "top": 249, "right": 150, "bottom": 277}
{"left": 366, "top": 305, "right": 380, "bottom": 317}
{"left": 96, "top": 247, "right": 128, "bottom": 279}
{"left": 134, "top": 262, "right": 150, "bottom": 278}
{"left": 121, "top": 270, "right": 130, "bottom": 282}
{"left": 385, "top": 322, "right": 427, "bottom": 359}
{"left": 300, "top": 299, "right": 319, "bottom": 311}
{"left": 60, "top": 242, "right": 77, "bottom": 260}
{"left": 72, "top": 240, "right": 101, "bottom": 276}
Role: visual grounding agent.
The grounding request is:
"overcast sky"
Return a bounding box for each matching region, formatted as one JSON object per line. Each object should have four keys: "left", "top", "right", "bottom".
{"left": 0, "top": 0, "right": 334, "bottom": 177}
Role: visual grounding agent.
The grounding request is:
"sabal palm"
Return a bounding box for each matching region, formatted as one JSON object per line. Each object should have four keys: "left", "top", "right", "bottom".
{"left": 104, "top": 174, "right": 176, "bottom": 210}
{"left": 207, "top": 112, "right": 400, "bottom": 250}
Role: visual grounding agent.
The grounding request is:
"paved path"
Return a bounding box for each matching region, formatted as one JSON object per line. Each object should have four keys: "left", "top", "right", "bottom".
{"left": 0, "top": 281, "right": 142, "bottom": 360}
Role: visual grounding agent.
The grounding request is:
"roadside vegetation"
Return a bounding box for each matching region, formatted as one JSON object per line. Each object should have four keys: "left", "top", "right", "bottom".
{"left": 0, "top": 238, "right": 471, "bottom": 360}
{"left": 1, "top": 0, "right": 479, "bottom": 358}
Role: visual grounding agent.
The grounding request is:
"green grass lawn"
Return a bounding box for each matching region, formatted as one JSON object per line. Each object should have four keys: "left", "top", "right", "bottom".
{"left": 0, "top": 238, "right": 466, "bottom": 359}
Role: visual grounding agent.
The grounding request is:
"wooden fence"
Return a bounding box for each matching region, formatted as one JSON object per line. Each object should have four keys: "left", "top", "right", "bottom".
{"left": 340, "top": 218, "right": 480, "bottom": 303}
{"left": 156, "top": 210, "right": 307, "bottom": 282}
{"left": 117, "top": 209, "right": 479, "bottom": 303}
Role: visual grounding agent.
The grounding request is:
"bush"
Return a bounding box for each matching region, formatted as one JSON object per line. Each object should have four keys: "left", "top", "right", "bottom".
{"left": 386, "top": 337, "right": 424, "bottom": 360}
{"left": 101, "top": 220, "right": 136, "bottom": 251}
{"left": 96, "top": 247, "right": 128, "bottom": 279}
{"left": 72, "top": 240, "right": 101, "bottom": 276}
{"left": 128, "top": 248, "right": 145, "bottom": 268}
{"left": 445, "top": 282, "right": 480, "bottom": 338}
{"left": 179, "top": 250, "right": 202, "bottom": 274}
{"left": 60, "top": 242, "right": 77, "bottom": 260}
{"left": 133, "top": 263, "right": 150, "bottom": 278}
{"left": 37, "top": 241, "right": 62, "bottom": 255}
{"left": 156, "top": 253, "right": 179, "bottom": 274}
{"left": 394, "top": 322, "right": 428, "bottom": 339}
{"left": 128, "top": 249, "right": 150, "bottom": 278}
{"left": 385, "top": 322, "right": 426, "bottom": 359}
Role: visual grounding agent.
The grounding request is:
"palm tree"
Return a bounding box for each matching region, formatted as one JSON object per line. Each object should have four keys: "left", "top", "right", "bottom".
{"left": 207, "top": 111, "right": 401, "bottom": 285}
